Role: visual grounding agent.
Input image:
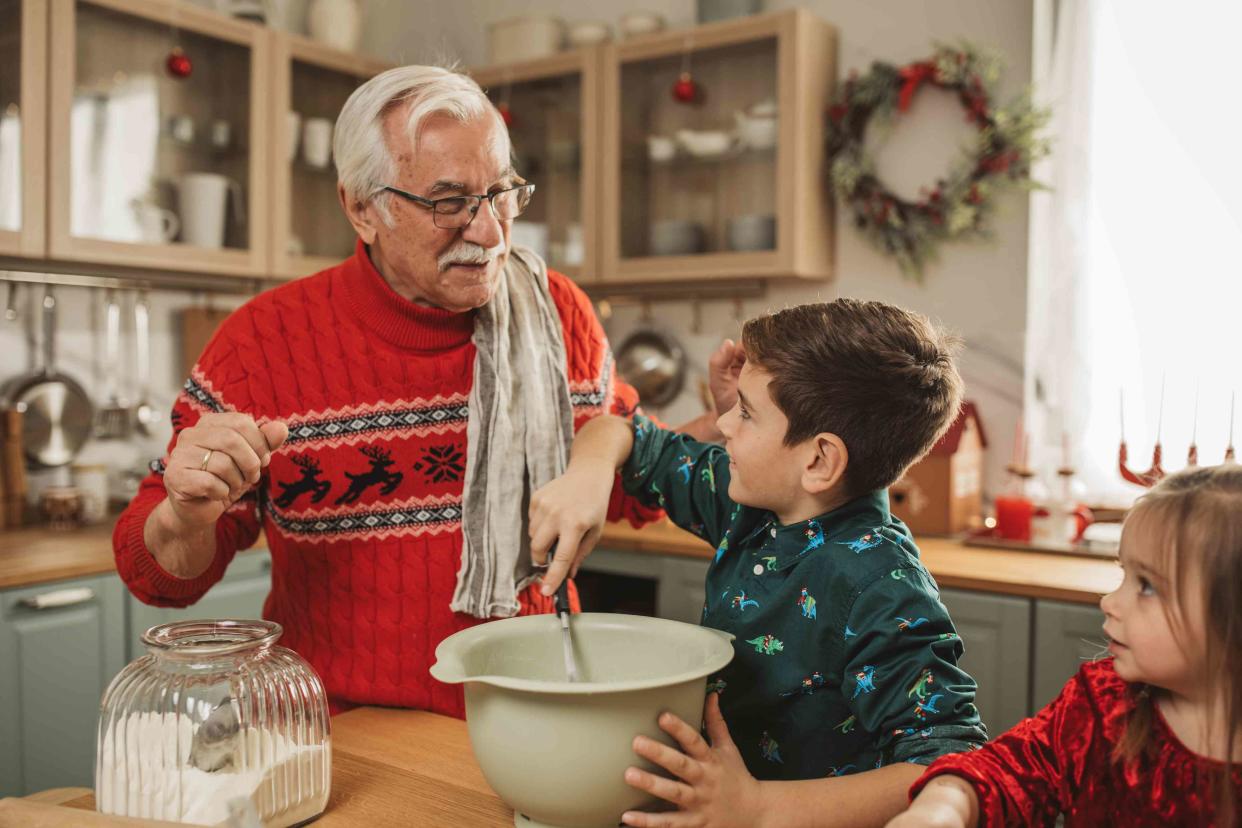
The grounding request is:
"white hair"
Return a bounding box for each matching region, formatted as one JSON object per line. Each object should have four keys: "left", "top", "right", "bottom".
{"left": 333, "top": 65, "right": 503, "bottom": 226}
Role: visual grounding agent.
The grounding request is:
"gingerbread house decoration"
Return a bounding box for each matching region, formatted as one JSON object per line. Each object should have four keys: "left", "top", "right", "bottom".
{"left": 889, "top": 402, "right": 986, "bottom": 536}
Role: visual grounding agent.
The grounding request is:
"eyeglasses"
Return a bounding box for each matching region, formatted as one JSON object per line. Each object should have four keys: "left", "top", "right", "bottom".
{"left": 378, "top": 183, "right": 536, "bottom": 229}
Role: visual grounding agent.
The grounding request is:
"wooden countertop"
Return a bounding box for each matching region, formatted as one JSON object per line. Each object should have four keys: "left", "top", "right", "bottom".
{"left": 0, "top": 517, "right": 1120, "bottom": 604}
{"left": 598, "top": 519, "right": 1121, "bottom": 605}
{"left": 18, "top": 708, "right": 513, "bottom": 827}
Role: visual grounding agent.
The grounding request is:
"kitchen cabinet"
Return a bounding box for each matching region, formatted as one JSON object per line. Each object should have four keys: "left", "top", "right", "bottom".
{"left": 46, "top": 0, "right": 269, "bottom": 277}
{"left": 268, "top": 32, "right": 390, "bottom": 280}
{"left": 0, "top": 572, "right": 126, "bottom": 797}
{"left": 126, "top": 548, "right": 271, "bottom": 659}
{"left": 0, "top": 0, "right": 48, "bottom": 258}
{"left": 471, "top": 49, "right": 602, "bottom": 284}
{"left": 939, "top": 588, "right": 1031, "bottom": 735}
{"left": 600, "top": 10, "right": 836, "bottom": 283}
{"left": 578, "top": 546, "right": 708, "bottom": 623}
{"left": 1032, "top": 599, "right": 1107, "bottom": 710}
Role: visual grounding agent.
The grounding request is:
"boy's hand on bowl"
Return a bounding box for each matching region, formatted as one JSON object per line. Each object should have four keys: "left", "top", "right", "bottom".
{"left": 620, "top": 692, "right": 766, "bottom": 828}
{"left": 530, "top": 462, "right": 615, "bottom": 596}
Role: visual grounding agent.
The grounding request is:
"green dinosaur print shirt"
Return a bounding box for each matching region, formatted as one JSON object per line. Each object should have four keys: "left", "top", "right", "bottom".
{"left": 621, "top": 415, "right": 988, "bottom": 781}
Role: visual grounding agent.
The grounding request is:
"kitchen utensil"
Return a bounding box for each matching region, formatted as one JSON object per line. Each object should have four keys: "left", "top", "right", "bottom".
{"left": 648, "top": 219, "right": 705, "bottom": 256}
{"left": 72, "top": 462, "right": 109, "bottom": 523}
{"left": 487, "top": 16, "right": 565, "bottom": 64}
{"left": 7, "top": 287, "right": 94, "bottom": 468}
{"left": 697, "top": 0, "right": 761, "bottom": 23}
{"left": 133, "top": 291, "right": 158, "bottom": 436}
{"left": 618, "top": 10, "right": 665, "bottom": 38}
{"left": 96, "top": 290, "right": 131, "bottom": 440}
{"left": 98, "top": 620, "right": 331, "bottom": 826}
{"left": 302, "top": 117, "right": 333, "bottom": 168}
{"left": 430, "top": 613, "right": 734, "bottom": 828}
{"left": 39, "top": 484, "right": 83, "bottom": 530}
{"left": 726, "top": 213, "right": 776, "bottom": 251}
{"left": 177, "top": 172, "right": 245, "bottom": 249}
{"left": 567, "top": 20, "right": 611, "bottom": 46}
{"left": 615, "top": 325, "right": 687, "bottom": 406}
{"left": 131, "top": 199, "right": 180, "bottom": 244}
{"left": 646, "top": 134, "right": 676, "bottom": 162}
{"left": 1, "top": 407, "right": 25, "bottom": 526}
{"left": 675, "top": 128, "right": 739, "bottom": 159}
{"left": 733, "top": 101, "right": 778, "bottom": 150}
{"left": 308, "top": 0, "right": 360, "bottom": 52}
{"left": 535, "top": 542, "right": 579, "bottom": 683}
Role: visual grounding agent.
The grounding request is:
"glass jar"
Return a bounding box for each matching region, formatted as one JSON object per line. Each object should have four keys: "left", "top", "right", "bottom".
{"left": 96, "top": 620, "right": 331, "bottom": 826}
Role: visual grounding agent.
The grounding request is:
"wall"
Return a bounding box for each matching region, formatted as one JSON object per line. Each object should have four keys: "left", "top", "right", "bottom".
{"left": 360, "top": 0, "right": 1035, "bottom": 496}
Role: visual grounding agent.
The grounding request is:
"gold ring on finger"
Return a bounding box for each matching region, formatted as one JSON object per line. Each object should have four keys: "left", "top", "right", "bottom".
{"left": 199, "top": 449, "right": 213, "bottom": 471}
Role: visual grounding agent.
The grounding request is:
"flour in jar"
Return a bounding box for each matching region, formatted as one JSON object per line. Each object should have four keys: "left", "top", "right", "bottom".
{"left": 97, "top": 711, "right": 328, "bottom": 826}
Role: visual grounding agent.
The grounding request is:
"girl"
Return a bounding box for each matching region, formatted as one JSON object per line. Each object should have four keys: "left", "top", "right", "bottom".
{"left": 887, "top": 464, "right": 1242, "bottom": 827}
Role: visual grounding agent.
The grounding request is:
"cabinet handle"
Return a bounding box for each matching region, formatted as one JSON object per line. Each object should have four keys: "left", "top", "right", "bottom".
{"left": 19, "top": 587, "right": 96, "bottom": 610}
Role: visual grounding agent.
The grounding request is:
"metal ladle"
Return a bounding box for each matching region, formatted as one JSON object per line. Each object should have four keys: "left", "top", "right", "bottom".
{"left": 133, "top": 291, "right": 159, "bottom": 435}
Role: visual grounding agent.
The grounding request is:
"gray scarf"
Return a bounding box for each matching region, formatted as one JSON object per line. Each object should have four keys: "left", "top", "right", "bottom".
{"left": 451, "top": 247, "right": 574, "bottom": 618}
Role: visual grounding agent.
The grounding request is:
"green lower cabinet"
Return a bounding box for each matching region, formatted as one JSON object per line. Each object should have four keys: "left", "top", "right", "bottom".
{"left": 938, "top": 588, "right": 1032, "bottom": 736}
{"left": 127, "top": 550, "right": 271, "bottom": 660}
{"left": 1032, "top": 599, "right": 1107, "bottom": 710}
{"left": 0, "top": 573, "right": 127, "bottom": 797}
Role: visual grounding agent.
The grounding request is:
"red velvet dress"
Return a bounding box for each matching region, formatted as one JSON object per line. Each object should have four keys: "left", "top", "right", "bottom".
{"left": 910, "top": 659, "right": 1242, "bottom": 827}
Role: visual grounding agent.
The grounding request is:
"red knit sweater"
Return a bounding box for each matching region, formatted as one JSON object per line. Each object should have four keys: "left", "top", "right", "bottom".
{"left": 114, "top": 241, "right": 656, "bottom": 716}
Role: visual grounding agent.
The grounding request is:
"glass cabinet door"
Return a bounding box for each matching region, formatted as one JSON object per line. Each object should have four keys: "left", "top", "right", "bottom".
{"left": 474, "top": 51, "right": 599, "bottom": 284}
{"left": 48, "top": 0, "right": 267, "bottom": 276}
{"left": 602, "top": 11, "right": 836, "bottom": 283}
{"left": 270, "top": 38, "right": 389, "bottom": 279}
{"left": 618, "top": 37, "right": 779, "bottom": 261}
{"left": 0, "top": 0, "right": 47, "bottom": 257}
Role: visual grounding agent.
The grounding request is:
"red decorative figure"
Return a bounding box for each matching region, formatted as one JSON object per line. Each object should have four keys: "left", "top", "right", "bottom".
{"left": 165, "top": 46, "right": 192, "bottom": 79}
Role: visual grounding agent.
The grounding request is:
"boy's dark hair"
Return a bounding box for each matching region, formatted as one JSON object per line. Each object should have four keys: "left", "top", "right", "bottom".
{"left": 741, "top": 299, "right": 963, "bottom": 497}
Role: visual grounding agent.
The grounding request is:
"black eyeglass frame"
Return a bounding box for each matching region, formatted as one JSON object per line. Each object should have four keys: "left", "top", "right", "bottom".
{"left": 377, "top": 183, "right": 536, "bottom": 229}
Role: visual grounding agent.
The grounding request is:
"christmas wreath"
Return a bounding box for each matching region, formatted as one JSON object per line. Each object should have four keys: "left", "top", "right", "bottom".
{"left": 827, "top": 43, "right": 1050, "bottom": 278}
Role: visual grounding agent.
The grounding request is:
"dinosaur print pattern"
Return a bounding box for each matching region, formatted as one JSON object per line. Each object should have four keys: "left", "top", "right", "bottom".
{"left": 731, "top": 590, "right": 760, "bottom": 612}
{"left": 797, "top": 587, "right": 818, "bottom": 619}
{"left": 896, "top": 616, "right": 929, "bottom": 631}
{"left": 802, "top": 519, "right": 825, "bottom": 553}
{"left": 852, "top": 665, "right": 878, "bottom": 699}
{"left": 781, "top": 672, "right": 826, "bottom": 697}
{"left": 747, "top": 634, "right": 784, "bottom": 655}
{"left": 760, "top": 732, "right": 783, "bottom": 763}
{"left": 837, "top": 528, "right": 886, "bottom": 553}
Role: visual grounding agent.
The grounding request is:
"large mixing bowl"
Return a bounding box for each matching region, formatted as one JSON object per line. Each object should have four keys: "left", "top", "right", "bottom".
{"left": 430, "top": 613, "right": 734, "bottom": 828}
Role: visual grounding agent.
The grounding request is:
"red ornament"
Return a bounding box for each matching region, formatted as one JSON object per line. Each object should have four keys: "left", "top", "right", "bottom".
{"left": 671, "top": 72, "right": 700, "bottom": 104}
{"left": 165, "top": 47, "right": 192, "bottom": 79}
{"left": 497, "top": 102, "right": 515, "bottom": 128}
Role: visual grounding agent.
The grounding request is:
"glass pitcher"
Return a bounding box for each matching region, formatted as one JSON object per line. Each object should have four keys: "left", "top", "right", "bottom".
{"left": 96, "top": 620, "right": 331, "bottom": 826}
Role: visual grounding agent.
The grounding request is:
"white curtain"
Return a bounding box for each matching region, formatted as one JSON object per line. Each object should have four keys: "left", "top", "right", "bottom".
{"left": 1026, "top": 1, "right": 1242, "bottom": 506}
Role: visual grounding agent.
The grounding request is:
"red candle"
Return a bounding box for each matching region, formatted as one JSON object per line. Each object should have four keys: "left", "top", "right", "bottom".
{"left": 995, "top": 493, "right": 1033, "bottom": 541}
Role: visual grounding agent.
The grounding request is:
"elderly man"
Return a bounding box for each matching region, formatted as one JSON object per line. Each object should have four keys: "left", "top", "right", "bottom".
{"left": 113, "top": 66, "right": 733, "bottom": 715}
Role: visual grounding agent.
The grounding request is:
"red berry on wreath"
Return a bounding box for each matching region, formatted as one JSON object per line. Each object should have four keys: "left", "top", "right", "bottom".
{"left": 165, "top": 47, "right": 192, "bottom": 79}
{"left": 672, "top": 72, "right": 700, "bottom": 104}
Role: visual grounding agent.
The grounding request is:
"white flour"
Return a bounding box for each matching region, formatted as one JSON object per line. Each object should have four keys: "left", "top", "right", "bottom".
{"left": 97, "top": 712, "right": 328, "bottom": 827}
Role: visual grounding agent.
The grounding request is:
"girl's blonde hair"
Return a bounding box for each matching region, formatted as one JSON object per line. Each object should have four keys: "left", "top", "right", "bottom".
{"left": 1114, "top": 463, "right": 1242, "bottom": 824}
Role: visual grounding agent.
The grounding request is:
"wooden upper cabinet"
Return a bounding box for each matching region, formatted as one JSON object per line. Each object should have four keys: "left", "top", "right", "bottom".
{"left": 471, "top": 49, "right": 602, "bottom": 285}
{"left": 601, "top": 10, "right": 836, "bottom": 283}
{"left": 0, "top": 0, "right": 48, "bottom": 259}
{"left": 46, "top": 0, "right": 268, "bottom": 277}
{"left": 268, "top": 33, "right": 390, "bottom": 281}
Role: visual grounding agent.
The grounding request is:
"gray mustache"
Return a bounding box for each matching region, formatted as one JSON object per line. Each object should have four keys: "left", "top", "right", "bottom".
{"left": 439, "top": 243, "right": 495, "bottom": 270}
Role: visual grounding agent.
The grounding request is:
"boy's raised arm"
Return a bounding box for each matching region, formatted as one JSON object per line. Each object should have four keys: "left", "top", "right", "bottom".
{"left": 530, "top": 415, "right": 636, "bottom": 595}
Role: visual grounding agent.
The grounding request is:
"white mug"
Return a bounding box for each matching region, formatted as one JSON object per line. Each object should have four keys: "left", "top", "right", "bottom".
{"left": 177, "top": 172, "right": 245, "bottom": 249}
{"left": 286, "top": 111, "right": 302, "bottom": 162}
{"left": 302, "top": 117, "right": 333, "bottom": 168}
{"left": 131, "top": 200, "right": 180, "bottom": 244}
{"left": 209, "top": 119, "right": 232, "bottom": 150}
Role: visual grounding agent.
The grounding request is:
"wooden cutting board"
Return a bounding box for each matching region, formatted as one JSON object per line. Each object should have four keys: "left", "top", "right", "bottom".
{"left": 177, "top": 307, "right": 232, "bottom": 380}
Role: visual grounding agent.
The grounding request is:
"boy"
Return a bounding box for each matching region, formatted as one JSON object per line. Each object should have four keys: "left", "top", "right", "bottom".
{"left": 531, "top": 300, "right": 987, "bottom": 827}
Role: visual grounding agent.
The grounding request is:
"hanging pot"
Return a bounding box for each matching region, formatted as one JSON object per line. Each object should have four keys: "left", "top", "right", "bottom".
{"left": 615, "top": 326, "right": 686, "bottom": 407}
{"left": 5, "top": 286, "right": 94, "bottom": 467}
